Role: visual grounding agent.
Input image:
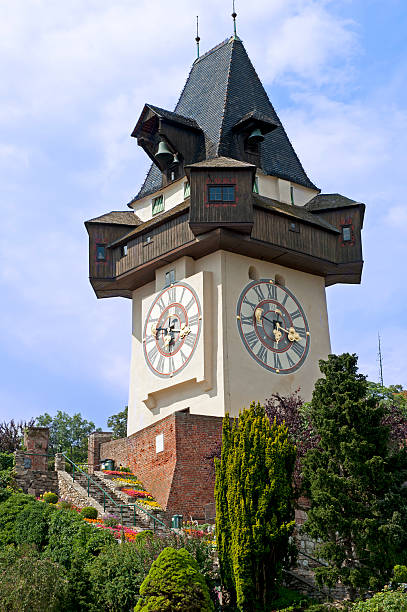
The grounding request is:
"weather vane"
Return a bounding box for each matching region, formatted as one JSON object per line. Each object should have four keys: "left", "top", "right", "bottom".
{"left": 195, "top": 16, "right": 200, "bottom": 59}
{"left": 232, "top": 0, "right": 237, "bottom": 38}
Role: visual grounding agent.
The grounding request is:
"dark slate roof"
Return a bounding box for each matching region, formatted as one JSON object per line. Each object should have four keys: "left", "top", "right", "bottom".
{"left": 132, "top": 36, "right": 318, "bottom": 203}
{"left": 86, "top": 211, "right": 142, "bottom": 225}
{"left": 253, "top": 194, "right": 339, "bottom": 233}
{"left": 186, "top": 156, "right": 255, "bottom": 169}
{"left": 306, "top": 193, "right": 363, "bottom": 212}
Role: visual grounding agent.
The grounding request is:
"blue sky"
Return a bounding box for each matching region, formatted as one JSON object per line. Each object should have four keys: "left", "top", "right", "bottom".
{"left": 1, "top": 0, "right": 406, "bottom": 428}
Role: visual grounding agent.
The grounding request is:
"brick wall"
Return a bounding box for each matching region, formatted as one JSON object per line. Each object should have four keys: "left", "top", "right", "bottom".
{"left": 95, "top": 409, "right": 223, "bottom": 521}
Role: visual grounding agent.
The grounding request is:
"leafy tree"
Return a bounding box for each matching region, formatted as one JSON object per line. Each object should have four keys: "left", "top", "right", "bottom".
{"left": 0, "top": 418, "right": 35, "bottom": 452}
{"left": 303, "top": 353, "right": 407, "bottom": 596}
{"left": 264, "top": 389, "right": 319, "bottom": 488}
{"left": 135, "top": 547, "right": 214, "bottom": 612}
{"left": 0, "top": 452, "right": 15, "bottom": 492}
{"left": 36, "top": 410, "right": 100, "bottom": 463}
{"left": 107, "top": 405, "right": 128, "bottom": 439}
{"left": 215, "top": 402, "right": 296, "bottom": 611}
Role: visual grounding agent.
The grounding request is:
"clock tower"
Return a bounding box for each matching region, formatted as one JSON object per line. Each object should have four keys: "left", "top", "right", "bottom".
{"left": 85, "top": 33, "right": 364, "bottom": 519}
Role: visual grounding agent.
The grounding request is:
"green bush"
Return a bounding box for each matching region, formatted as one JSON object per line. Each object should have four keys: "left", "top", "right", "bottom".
{"left": 0, "top": 453, "right": 13, "bottom": 471}
{"left": 15, "top": 501, "right": 56, "bottom": 550}
{"left": 88, "top": 539, "right": 163, "bottom": 612}
{"left": 0, "top": 487, "right": 13, "bottom": 503}
{"left": 42, "top": 491, "right": 58, "bottom": 504}
{"left": 80, "top": 506, "right": 98, "bottom": 519}
{"left": 0, "top": 546, "right": 68, "bottom": 612}
{"left": 270, "top": 586, "right": 311, "bottom": 610}
{"left": 66, "top": 521, "right": 116, "bottom": 611}
{"left": 352, "top": 588, "right": 407, "bottom": 611}
{"left": 393, "top": 565, "right": 407, "bottom": 583}
{"left": 0, "top": 492, "right": 37, "bottom": 546}
{"left": 135, "top": 546, "right": 214, "bottom": 612}
{"left": 45, "top": 507, "right": 84, "bottom": 568}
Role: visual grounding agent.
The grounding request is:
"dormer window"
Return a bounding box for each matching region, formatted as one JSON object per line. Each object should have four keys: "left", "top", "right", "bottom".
{"left": 208, "top": 185, "right": 235, "bottom": 203}
{"left": 96, "top": 244, "right": 106, "bottom": 262}
{"left": 253, "top": 177, "right": 259, "bottom": 194}
{"left": 152, "top": 195, "right": 164, "bottom": 216}
{"left": 184, "top": 181, "right": 190, "bottom": 199}
{"left": 120, "top": 244, "right": 128, "bottom": 258}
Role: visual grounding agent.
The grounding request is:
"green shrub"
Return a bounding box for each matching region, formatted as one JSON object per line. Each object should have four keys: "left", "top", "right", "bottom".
{"left": 0, "top": 545, "right": 69, "bottom": 612}
{"left": 0, "top": 453, "right": 13, "bottom": 471}
{"left": 0, "top": 487, "right": 13, "bottom": 503}
{"left": 45, "top": 507, "right": 84, "bottom": 568}
{"left": 88, "top": 538, "right": 164, "bottom": 612}
{"left": 80, "top": 506, "right": 98, "bottom": 519}
{"left": 0, "top": 492, "right": 37, "bottom": 546}
{"left": 42, "top": 491, "right": 58, "bottom": 504}
{"left": 15, "top": 501, "right": 56, "bottom": 550}
{"left": 270, "top": 586, "right": 311, "bottom": 610}
{"left": 352, "top": 588, "right": 407, "bottom": 611}
{"left": 135, "top": 546, "right": 214, "bottom": 611}
{"left": 66, "top": 521, "right": 116, "bottom": 611}
{"left": 103, "top": 513, "right": 119, "bottom": 527}
{"left": 393, "top": 565, "right": 407, "bottom": 583}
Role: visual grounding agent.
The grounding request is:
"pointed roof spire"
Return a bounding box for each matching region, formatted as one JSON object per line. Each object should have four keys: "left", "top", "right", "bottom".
{"left": 195, "top": 16, "right": 200, "bottom": 59}
{"left": 134, "top": 37, "right": 318, "bottom": 201}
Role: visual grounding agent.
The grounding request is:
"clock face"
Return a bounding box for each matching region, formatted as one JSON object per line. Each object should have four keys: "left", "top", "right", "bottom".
{"left": 143, "top": 282, "right": 202, "bottom": 378}
{"left": 236, "top": 279, "right": 310, "bottom": 374}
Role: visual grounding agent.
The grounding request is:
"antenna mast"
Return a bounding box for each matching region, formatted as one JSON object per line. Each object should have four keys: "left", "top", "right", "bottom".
{"left": 378, "top": 332, "right": 384, "bottom": 387}
{"left": 195, "top": 16, "right": 200, "bottom": 59}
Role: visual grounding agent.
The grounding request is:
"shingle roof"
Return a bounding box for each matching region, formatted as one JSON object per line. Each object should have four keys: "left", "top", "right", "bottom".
{"left": 86, "top": 211, "right": 142, "bottom": 225}
{"left": 139, "top": 104, "right": 201, "bottom": 131}
{"left": 109, "top": 201, "right": 190, "bottom": 248}
{"left": 253, "top": 194, "right": 340, "bottom": 233}
{"left": 132, "top": 36, "right": 318, "bottom": 203}
{"left": 186, "top": 156, "right": 255, "bottom": 169}
{"left": 306, "top": 193, "right": 363, "bottom": 212}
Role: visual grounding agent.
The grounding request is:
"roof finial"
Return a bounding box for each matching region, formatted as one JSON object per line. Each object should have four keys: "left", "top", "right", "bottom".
{"left": 195, "top": 16, "right": 200, "bottom": 59}
{"left": 232, "top": 0, "right": 238, "bottom": 38}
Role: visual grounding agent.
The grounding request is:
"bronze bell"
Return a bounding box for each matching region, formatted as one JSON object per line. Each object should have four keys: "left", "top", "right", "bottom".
{"left": 155, "top": 141, "right": 173, "bottom": 164}
{"left": 247, "top": 128, "right": 264, "bottom": 144}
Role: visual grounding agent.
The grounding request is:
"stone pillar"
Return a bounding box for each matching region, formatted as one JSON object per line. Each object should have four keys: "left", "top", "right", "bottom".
{"left": 55, "top": 453, "right": 65, "bottom": 471}
{"left": 23, "top": 426, "right": 49, "bottom": 471}
{"left": 88, "top": 431, "right": 112, "bottom": 474}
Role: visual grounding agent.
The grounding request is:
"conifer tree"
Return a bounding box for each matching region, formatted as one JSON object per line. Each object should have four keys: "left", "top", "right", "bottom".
{"left": 215, "top": 402, "right": 296, "bottom": 611}
{"left": 303, "top": 353, "right": 407, "bottom": 596}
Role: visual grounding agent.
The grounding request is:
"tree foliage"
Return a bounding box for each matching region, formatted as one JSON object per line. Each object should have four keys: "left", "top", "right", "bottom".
{"left": 303, "top": 353, "right": 407, "bottom": 595}
{"left": 0, "top": 418, "right": 35, "bottom": 452}
{"left": 135, "top": 546, "right": 214, "bottom": 612}
{"left": 36, "top": 410, "right": 100, "bottom": 463}
{"left": 107, "top": 405, "right": 128, "bottom": 439}
{"left": 215, "top": 402, "right": 296, "bottom": 611}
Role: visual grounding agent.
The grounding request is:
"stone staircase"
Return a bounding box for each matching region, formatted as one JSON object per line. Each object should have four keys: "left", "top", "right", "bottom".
{"left": 70, "top": 470, "right": 168, "bottom": 532}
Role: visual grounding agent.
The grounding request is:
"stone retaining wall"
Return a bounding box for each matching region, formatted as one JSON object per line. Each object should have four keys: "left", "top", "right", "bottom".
{"left": 57, "top": 471, "right": 104, "bottom": 516}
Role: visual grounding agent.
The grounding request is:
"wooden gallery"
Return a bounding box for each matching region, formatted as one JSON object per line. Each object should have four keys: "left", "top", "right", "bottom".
{"left": 85, "top": 31, "right": 364, "bottom": 521}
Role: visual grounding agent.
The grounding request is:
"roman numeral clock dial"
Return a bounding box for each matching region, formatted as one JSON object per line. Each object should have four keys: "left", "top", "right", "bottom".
{"left": 236, "top": 280, "right": 310, "bottom": 374}
{"left": 143, "top": 282, "right": 202, "bottom": 378}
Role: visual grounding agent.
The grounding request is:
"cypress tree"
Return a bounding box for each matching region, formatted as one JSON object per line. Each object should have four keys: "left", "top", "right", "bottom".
{"left": 303, "top": 353, "right": 407, "bottom": 596}
{"left": 215, "top": 402, "right": 296, "bottom": 611}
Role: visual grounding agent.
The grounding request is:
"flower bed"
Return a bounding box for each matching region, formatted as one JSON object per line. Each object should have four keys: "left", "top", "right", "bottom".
{"left": 112, "top": 477, "right": 143, "bottom": 487}
{"left": 83, "top": 517, "right": 139, "bottom": 542}
{"left": 102, "top": 470, "right": 136, "bottom": 476}
{"left": 121, "top": 488, "right": 153, "bottom": 499}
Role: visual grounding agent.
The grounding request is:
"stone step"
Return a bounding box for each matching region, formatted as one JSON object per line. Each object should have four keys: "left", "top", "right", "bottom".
{"left": 69, "top": 471, "right": 167, "bottom": 532}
